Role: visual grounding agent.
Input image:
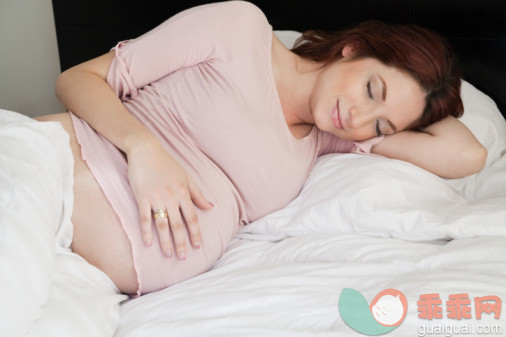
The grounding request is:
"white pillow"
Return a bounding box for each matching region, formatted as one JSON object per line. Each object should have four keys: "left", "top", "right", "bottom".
{"left": 458, "top": 81, "right": 506, "bottom": 165}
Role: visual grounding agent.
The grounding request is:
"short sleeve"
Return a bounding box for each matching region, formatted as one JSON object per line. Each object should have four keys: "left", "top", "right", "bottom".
{"left": 351, "top": 135, "right": 385, "bottom": 154}
{"left": 318, "top": 130, "right": 354, "bottom": 156}
{"left": 318, "top": 130, "right": 384, "bottom": 156}
{"left": 106, "top": 1, "right": 271, "bottom": 100}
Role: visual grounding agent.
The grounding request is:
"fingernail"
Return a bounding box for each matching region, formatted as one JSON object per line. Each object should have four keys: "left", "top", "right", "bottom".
{"left": 179, "top": 251, "right": 186, "bottom": 261}
{"left": 194, "top": 241, "right": 200, "bottom": 249}
{"left": 165, "top": 251, "right": 172, "bottom": 258}
{"left": 209, "top": 202, "right": 214, "bottom": 207}
{"left": 146, "top": 240, "right": 151, "bottom": 247}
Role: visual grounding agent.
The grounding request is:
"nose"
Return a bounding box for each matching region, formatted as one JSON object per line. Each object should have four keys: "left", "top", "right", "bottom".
{"left": 348, "top": 104, "right": 378, "bottom": 129}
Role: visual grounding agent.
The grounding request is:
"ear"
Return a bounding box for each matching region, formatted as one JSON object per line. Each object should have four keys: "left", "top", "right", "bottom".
{"left": 342, "top": 44, "right": 354, "bottom": 58}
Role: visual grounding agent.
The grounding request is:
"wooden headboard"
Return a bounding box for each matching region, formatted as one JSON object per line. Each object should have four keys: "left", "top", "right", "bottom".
{"left": 52, "top": 0, "right": 506, "bottom": 117}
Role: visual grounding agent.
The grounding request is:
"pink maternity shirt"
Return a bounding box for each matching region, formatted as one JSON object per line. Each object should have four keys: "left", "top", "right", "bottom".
{"left": 70, "top": 1, "right": 379, "bottom": 297}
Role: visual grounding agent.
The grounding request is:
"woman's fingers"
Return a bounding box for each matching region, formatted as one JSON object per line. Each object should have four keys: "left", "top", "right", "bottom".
{"left": 188, "top": 178, "right": 214, "bottom": 210}
{"left": 159, "top": 184, "right": 209, "bottom": 260}
{"left": 184, "top": 178, "right": 214, "bottom": 248}
{"left": 152, "top": 206, "right": 173, "bottom": 258}
{"left": 167, "top": 203, "right": 187, "bottom": 260}
{"left": 137, "top": 177, "right": 212, "bottom": 261}
{"left": 179, "top": 199, "right": 202, "bottom": 249}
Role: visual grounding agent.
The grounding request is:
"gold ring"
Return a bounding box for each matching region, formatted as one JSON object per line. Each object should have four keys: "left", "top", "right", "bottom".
{"left": 153, "top": 209, "right": 168, "bottom": 220}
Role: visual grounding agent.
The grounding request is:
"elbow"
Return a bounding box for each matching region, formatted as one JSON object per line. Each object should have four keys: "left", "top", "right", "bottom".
{"left": 472, "top": 145, "right": 488, "bottom": 174}
{"left": 449, "top": 145, "right": 488, "bottom": 179}
{"left": 55, "top": 73, "right": 63, "bottom": 101}
{"left": 465, "top": 145, "right": 488, "bottom": 176}
{"left": 55, "top": 66, "right": 86, "bottom": 106}
{"left": 55, "top": 70, "right": 68, "bottom": 102}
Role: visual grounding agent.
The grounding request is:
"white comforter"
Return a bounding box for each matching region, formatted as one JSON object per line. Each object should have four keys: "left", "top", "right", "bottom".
{"left": 0, "top": 110, "right": 127, "bottom": 337}
{"left": 1, "top": 59, "right": 505, "bottom": 337}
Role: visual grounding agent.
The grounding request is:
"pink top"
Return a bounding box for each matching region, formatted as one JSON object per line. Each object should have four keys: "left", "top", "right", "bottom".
{"left": 108, "top": 0, "right": 375, "bottom": 222}
{"left": 71, "top": 0, "right": 380, "bottom": 296}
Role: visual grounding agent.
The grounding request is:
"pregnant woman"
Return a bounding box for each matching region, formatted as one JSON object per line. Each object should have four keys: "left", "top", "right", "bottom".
{"left": 35, "top": 1, "right": 486, "bottom": 297}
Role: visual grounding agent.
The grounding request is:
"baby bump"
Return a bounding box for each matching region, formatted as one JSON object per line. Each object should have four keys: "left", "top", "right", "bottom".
{"left": 59, "top": 112, "right": 240, "bottom": 296}
{"left": 35, "top": 112, "right": 138, "bottom": 294}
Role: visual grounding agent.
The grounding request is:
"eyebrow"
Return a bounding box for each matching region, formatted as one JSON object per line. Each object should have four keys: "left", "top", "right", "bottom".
{"left": 378, "top": 75, "right": 397, "bottom": 133}
{"left": 378, "top": 74, "right": 387, "bottom": 101}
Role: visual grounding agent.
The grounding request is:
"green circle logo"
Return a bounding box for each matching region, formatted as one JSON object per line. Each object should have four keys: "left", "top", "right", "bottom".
{"left": 338, "top": 288, "right": 408, "bottom": 335}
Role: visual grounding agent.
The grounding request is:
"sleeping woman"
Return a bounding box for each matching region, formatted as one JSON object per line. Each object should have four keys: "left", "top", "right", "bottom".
{"left": 35, "top": 1, "right": 486, "bottom": 297}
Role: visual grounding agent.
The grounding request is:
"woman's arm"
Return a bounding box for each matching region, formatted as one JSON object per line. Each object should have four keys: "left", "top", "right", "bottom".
{"left": 56, "top": 51, "right": 155, "bottom": 153}
{"left": 56, "top": 51, "right": 212, "bottom": 260}
{"left": 371, "top": 116, "right": 487, "bottom": 178}
{"left": 55, "top": 1, "right": 266, "bottom": 260}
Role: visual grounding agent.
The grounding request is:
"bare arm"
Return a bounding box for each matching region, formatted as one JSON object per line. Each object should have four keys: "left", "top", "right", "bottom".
{"left": 371, "top": 116, "right": 487, "bottom": 178}
{"left": 56, "top": 51, "right": 212, "bottom": 260}
{"left": 55, "top": 51, "right": 157, "bottom": 153}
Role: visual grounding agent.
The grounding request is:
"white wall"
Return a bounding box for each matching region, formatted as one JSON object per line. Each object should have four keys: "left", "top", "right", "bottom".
{"left": 0, "top": 0, "right": 65, "bottom": 117}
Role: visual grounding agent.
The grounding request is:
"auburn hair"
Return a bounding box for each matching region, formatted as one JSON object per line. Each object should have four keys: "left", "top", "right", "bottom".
{"left": 291, "top": 21, "right": 463, "bottom": 130}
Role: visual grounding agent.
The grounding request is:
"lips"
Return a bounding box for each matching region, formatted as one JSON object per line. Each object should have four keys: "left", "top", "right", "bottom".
{"left": 331, "top": 100, "right": 343, "bottom": 129}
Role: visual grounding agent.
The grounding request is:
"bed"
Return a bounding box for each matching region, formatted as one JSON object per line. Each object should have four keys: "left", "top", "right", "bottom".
{"left": 2, "top": 1, "right": 506, "bottom": 336}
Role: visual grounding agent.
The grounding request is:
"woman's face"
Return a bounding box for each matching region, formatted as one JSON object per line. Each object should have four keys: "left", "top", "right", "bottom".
{"left": 309, "top": 54, "right": 426, "bottom": 141}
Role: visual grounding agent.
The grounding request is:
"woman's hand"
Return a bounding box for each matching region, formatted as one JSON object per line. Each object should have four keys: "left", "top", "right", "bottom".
{"left": 126, "top": 136, "right": 213, "bottom": 260}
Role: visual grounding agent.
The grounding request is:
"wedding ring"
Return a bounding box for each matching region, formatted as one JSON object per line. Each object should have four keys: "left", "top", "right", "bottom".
{"left": 153, "top": 209, "right": 168, "bottom": 220}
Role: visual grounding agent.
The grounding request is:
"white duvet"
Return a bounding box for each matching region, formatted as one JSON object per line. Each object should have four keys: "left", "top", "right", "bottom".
{"left": 1, "top": 31, "right": 505, "bottom": 337}
{"left": 0, "top": 111, "right": 127, "bottom": 337}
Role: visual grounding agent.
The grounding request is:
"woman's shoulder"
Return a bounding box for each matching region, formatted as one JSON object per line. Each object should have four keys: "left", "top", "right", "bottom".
{"left": 224, "top": 1, "right": 267, "bottom": 19}
{"left": 206, "top": 1, "right": 272, "bottom": 58}
{"left": 216, "top": 1, "right": 269, "bottom": 31}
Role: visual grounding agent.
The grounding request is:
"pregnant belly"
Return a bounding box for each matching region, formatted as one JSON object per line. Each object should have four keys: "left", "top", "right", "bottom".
{"left": 37, "top": 112, "right": 242, "bottom": 296}
{"left": 36, "top": 112, "right": 138, "bottom": 295}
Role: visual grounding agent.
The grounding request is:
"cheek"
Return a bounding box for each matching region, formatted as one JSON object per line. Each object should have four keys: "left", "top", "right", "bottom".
{"left": 346, "top": 126, "right": 376, "bottom": 142}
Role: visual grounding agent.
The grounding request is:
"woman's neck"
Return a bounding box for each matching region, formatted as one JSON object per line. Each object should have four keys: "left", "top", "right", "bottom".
{"left": 271, "top": 34, "right": 322, "bottom": 128}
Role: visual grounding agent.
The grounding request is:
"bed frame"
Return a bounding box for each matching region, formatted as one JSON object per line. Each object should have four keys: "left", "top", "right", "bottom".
{"left": 52, "top": 0, "right": 506, "bottom": 118}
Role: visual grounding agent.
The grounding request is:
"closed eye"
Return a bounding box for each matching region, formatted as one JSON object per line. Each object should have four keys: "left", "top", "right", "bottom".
{"left": 376, "top": 119, "right": 382, "bottom": 137}
{"left": 367, "top": 80, "right": 373, "bottom": 100}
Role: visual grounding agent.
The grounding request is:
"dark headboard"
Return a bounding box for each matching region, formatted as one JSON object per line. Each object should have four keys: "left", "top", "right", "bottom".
{"left": 53, "top": 0, "right": 506, "bottom": 118}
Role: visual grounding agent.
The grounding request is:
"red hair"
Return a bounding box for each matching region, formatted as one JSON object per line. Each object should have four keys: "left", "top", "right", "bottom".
{"left": 291, "top": 21, "right": 463, "bottom": 130}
